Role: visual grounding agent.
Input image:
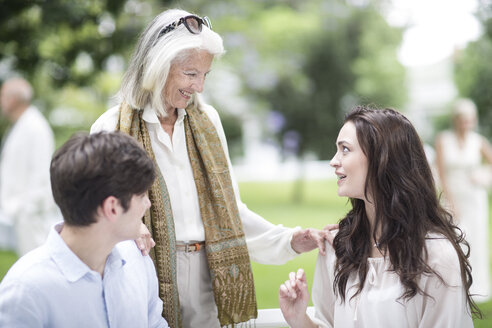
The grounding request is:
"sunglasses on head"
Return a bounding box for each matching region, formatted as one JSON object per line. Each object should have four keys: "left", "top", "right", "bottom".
{"left": 156, "top": 15, "right": 212, "bottom": 40}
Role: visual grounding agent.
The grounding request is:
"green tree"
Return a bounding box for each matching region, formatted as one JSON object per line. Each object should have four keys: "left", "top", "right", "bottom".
{"left": 269, "top": 5, "right": 405, "bottom": 160}
{"left": 0, "top": 0, "right": 246, "bottom": 150}
{"left": 0, "top": 0, "right": 152, "bottom": 85}
{"left": 261, "top": 3, "right": 405, "bottom": 201}
{"left": 0, "top": 0, "right": 160, "bottom": 143}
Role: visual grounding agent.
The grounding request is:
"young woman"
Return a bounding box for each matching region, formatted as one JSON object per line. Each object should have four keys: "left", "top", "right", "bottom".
{"left": 279, "top": 106, "right": 479, "bottom": 327}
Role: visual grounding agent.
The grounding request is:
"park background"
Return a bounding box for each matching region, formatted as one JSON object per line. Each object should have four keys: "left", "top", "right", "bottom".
{"left": 1, "top": 0, "right": 492, "bottom": 326}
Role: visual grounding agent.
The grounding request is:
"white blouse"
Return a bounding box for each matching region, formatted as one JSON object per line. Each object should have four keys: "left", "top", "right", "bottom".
{"left": 91, "top": 104, "right": 300, "bottom": 264}
{"left": 311, "top": 233, "right": 473, "bottom": 327}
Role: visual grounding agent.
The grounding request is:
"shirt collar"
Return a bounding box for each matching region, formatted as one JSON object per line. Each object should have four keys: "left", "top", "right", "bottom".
{"left": 46, "top": 222, "right": 91, "bottom": 282}
{"left": 105, "top": 244, "right": 126, "bottom": 273}
{"left": 142, "top": 104, "right": 187, "bottom": 124}
{"left": 46, "top": 222, "right": 126, "bottom": 282}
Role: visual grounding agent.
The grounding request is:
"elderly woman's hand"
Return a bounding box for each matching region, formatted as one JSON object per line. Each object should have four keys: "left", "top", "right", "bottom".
{"left": 291, "top": 224, "right": 339, "bottom": 255}
{"left": 291, "top": 228, "right": 323, "bottom": 254}
{"left": 323, "top": 223, "right": 339, "bottom": 246}
{"left": 135, "top": 222, "right": 156, "bottom": 256}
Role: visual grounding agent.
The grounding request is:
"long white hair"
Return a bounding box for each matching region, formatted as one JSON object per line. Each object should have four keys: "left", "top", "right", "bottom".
{"left": 118, "top": 9, "right": 224, "bottom": 117}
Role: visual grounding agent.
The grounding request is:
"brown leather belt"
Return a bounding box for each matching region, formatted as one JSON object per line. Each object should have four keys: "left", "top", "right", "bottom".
{"left": 176, "top": 241, "right": 205, "bottom": 253}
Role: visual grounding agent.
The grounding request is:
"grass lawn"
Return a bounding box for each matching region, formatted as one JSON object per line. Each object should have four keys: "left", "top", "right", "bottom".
{"left": 0, "top": 179, "right": 491, "bottom": 326}
{"left": 0, "top": 250, "right": 16, "bottom": 279}
{"left": 240, "top": 179, "right": 349, "bottom": 310}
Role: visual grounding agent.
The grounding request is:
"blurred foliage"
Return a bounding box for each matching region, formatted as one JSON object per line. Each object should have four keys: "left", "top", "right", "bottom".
{"left": 454, "top": 0, "right": 492, "bottom": 139}
{"left": 261, "top": 1, "right": 406, "bottom": 160}
{"left": 0, "top": 0, "right": 247, "bottom": 151}
{"left": 1, "top": 0, "right": 405, "bottom": 163}
{"left": 431, "top": 111, "right": 453, "bottom": 139}
{"left": 0, "top": 0, "right": 166, "bottom": 145}
{"left": 219, "top": 111, "right": 244, "bottom": 159}
{"left": 0, "top": 0, "right": 160, "bottom": 85}
{"left": 193, "top": 0, "right": 405, "bottom": 201}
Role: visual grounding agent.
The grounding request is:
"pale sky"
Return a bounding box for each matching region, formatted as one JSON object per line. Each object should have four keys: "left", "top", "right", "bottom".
{"left": 385, "top": 0, "right": 482, "bottom": 66}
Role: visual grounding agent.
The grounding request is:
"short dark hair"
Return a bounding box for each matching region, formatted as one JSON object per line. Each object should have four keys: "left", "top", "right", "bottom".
{"left": 50, "top": 131, "right": 155, "bottom": 227}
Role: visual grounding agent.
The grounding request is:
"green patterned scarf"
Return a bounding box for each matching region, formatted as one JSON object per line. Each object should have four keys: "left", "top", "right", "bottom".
{"left": 117, "top": 102, "right": 257, "bottom": 327}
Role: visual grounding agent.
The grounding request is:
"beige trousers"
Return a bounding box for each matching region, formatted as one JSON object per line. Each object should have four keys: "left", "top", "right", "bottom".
{"left": 177, "top": 247, "right": 221, "bottom": 328}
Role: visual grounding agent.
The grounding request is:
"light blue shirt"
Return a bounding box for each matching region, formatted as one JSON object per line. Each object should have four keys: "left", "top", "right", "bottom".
{"left": 0, "top": 223, "right": 168, "bottom": 328}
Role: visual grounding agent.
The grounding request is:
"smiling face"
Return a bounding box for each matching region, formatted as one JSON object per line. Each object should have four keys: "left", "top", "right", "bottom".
{"left": 162, "top": 49, "right": 214, "bottom": 112}
{"left": 330, "top": 121, "right": 369, "bottom": 201}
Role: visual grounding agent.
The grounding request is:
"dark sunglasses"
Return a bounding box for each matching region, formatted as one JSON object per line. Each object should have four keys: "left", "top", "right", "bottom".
{"left": 157, "top": 15, "right": 212, "bottom": 40}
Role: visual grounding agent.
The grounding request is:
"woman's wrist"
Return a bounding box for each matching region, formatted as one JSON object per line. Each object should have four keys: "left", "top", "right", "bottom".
{"left": 288, "top": 313, "right": 317, "bottom": 328}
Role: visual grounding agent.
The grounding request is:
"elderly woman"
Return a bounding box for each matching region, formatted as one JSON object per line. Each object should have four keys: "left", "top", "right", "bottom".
{"left": 91, "top": 9, "right": 329, "bottom": 328}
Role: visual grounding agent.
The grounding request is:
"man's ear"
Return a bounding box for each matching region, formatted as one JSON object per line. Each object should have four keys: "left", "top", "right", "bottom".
{"left": 99, "top": 196, "right": 121, "bottom": 223}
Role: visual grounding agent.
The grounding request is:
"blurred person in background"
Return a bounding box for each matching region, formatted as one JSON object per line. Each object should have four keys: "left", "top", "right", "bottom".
{"left": 279, "top": 107, "right": 477, "bottom": 327}
{"left": 0, "top": 77, "right": 59, "bottom": 255}
{"left": 91, "top": 8, "right": 332, "bottom": 328}
{"left": 435, "top": 98, "right": 492, "bottom": 302}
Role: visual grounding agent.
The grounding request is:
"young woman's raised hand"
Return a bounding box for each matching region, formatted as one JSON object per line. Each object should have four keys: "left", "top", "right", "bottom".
{"left": 279, "top": 268, "right": 316, "bottom": 328}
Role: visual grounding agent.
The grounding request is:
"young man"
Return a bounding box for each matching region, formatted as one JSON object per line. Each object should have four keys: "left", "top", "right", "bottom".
{"left": 0, "top": 132, "right": 168, "bottom": 328}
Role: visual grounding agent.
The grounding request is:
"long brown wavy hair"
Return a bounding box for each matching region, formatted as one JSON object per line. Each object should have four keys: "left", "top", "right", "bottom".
{"left": 332, "top": 106, "right": 480, "bottom": 317}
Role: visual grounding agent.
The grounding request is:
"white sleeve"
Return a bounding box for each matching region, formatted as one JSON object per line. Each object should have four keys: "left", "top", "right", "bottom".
{"left": 311, "top": 241, "right": 336, "bottom": 328}
{"left": 418, "top": 238, "right": 473, "bottom": 328}
{"left": 202, "top": 105, "right": 300, "bottom": 264}
{"left": 90, "top": 106, "right": 120, "bottom": 133}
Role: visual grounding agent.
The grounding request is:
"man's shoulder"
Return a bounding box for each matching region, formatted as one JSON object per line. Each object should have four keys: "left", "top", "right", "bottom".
{"left": 115, "top": 241, "right": 156, "bottom": 275}
{"left": 1, "top": 246, "right": 56, "bottom": 290}
{"left": 115, "top": 240, "right": 141, "bottom": 257}
{"left": 115, "top": 240, "right": 150, "bottom": 266}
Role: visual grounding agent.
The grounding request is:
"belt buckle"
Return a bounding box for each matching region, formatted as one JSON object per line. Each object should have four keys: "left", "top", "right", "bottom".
{"left": 181, "top": 242, "right": 201, "bottom": 253}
